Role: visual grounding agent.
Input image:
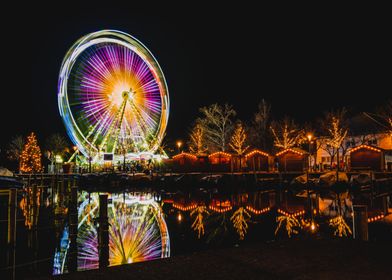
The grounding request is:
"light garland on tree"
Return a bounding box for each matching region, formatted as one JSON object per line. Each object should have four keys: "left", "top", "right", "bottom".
{"left": 20, "top": 132, "right": 42, "bottom": 173}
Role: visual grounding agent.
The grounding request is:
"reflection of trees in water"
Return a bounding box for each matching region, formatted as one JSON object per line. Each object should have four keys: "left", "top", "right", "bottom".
{"left": 230, "top": 207, "right": 251, "bottom": 240}
{"left": 191, "top": 206, "right": 209, "bottom": 239}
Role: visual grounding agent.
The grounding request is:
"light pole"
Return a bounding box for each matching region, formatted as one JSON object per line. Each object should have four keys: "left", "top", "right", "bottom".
{"left": 306, "top": 134, "right": 313, "bottom": 172}
{"left": 176, "top": 141, "right": 182, "bottom": 154}
{"left": 306, "top": 133, "right": 313, "bottom": 220}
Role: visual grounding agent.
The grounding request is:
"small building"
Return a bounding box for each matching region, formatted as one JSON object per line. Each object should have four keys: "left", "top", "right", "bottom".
{"left": 347, "top": 144, "right": 385, "bottom": 171}
{"left": 172, "top": 152, "right": 198, "bottom": 172}
{"left": 275, "top": 148, "right": 309, "bottom": 172}
{"left": 245, "top": 149, "right": 270, "bottom": 172}
{"left": 208, "top": 151, "right": 232, "bottom": 172}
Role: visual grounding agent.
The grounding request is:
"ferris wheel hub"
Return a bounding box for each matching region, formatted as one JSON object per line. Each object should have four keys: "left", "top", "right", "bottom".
{"left": 122, "top": 90, "right": 130, "bottom": 99}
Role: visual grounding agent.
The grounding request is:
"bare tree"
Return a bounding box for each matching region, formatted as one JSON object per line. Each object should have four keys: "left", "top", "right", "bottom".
{"left": 45, "top": 134, "right": 70, "bottom": 163}
{"left": 249, "top": 99, "right": 271, "bottom": 150}
{"left": 321, "top": 109, "right": 348, "bottom": 171}
{"left": 270, "top": 117, "right": 304, "bottom": 150}
{"left": 229, "top": 122, "right": 250, "bottom": 156}
{"left": 230, "top": 122, "right": 250, "bottom": 169}
{"left": 188, "top": 123, "right": 208, "bottom": 155}
{"left": 381, "top": 100, "right": 392, "bottom": 138}
{"left": 198, "top": 103, "right": 237, "bottom": 152}
{"left": 6, "top": 135, "right": 25, "bottom": 169}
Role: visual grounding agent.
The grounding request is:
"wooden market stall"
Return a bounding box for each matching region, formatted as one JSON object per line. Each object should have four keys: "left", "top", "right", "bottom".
{"left": 347, "top": 144, "right": 385, "bottom": 171}
{"left": 275, "top": 148, "right": 309, "bottom": 172}
{"left": 171, "top": 152, "right": 198, "bottom": 172}
{"left": 245, "top": 149, "right": 270, "bottom": 172}
{"left": 208, "top": 151, "right": 232, "bottom": 172}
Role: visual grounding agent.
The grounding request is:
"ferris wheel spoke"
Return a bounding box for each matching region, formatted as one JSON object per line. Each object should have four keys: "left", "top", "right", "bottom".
{"left": 133, "top": 102, "right": 158, "bottom": 129}
{"left": 134, "top": 63, "right": 150, "bottom": 86}
{"left": 100, "top": 97, "right": 128, "bottom": 152}
{"left": 111, "top": 100, "right": 128, "bottom": 153}
{"left": 86, "top": 54, "right": 113, "bottom": 83}
{"left": 133, "top": 79, "right": 159, "bottom": 95}
{"left": 91, "top": 104, "right": 116, "bottom": 145}
{"left": 128, "top": 101, "right": 152, "bottom": 134}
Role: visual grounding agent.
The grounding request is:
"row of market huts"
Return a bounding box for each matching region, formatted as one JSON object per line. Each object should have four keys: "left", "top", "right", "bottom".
{"left": 165, "top": 144, "right": 392, "bottom": 173}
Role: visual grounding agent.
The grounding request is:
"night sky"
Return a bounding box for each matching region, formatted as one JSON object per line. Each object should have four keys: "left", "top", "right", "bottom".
{"left": 0, "top": 9, "right": 389, "bottom": 157}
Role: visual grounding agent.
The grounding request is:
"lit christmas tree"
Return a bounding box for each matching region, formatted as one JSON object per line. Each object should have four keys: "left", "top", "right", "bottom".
{"left": 20, "top": 132, "right": 42, "bottom": 173}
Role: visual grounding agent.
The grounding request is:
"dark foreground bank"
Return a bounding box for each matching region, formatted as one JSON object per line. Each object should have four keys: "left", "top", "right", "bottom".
{"left": 30, "top": 239, "right": 391, "bottom": 280}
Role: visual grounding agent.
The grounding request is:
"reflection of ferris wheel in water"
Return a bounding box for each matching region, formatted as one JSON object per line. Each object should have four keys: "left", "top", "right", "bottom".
{"left": 53, "top": 192, "right": 170, "bottom": 274}
{"left": 58, "top": 30, "right": 169, "bottom": 162}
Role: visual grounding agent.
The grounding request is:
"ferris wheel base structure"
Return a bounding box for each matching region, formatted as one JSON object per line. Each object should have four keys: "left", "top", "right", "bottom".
{"left": 58, "top": 30, "right": 169, "bottom": 165}
{"left": 88, "top": 151, "right": 167, "bottom": 165}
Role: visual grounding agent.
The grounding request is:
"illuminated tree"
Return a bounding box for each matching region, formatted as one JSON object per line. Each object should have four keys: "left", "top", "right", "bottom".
{"left": 230, "top": 207, "right": 250, "bottom": 240}
{"left": 229, "top": 122, "right": 249, "bottom": 169}
{"left": 321, "top": 109, "right": 348, "bottom": 170}
{"left": 270, "top": 117, "right": 304, "bottom": 149}
{"left": 20, "top": 132, "right": 42, "bottom": 173}
{"left": 6, "top": 135, "right": 25, "bottom": 170}
{"left": 230, "top": 122, "right": 249, "bottom": 155}
{"left": 45, "top": 133, "right": 69, "bottom": 171}
{"left": 198, "top": 103, "right": 236, "bottom": 152}
{"left": 188, "top": 123, "right": 208, "bottom": 155}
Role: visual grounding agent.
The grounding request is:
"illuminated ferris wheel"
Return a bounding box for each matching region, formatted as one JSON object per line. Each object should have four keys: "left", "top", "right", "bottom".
{"left": 58, "top": 30, "right": 169, "bottom": 162}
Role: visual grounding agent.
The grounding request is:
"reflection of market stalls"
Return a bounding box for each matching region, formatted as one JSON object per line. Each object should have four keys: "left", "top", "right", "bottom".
{"left": 245, "top": 149, "right": 270, "bottom": 172}
{"left": 276, "top": 148, "right": 308, "bottom": 172}
{"left": 208, "top": 152, "right": 232, "bottom": 172}
{"left": 347, "top": 145, "right": 385, "bottom": 171}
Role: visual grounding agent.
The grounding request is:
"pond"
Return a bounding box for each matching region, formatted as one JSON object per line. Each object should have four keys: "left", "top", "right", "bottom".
{"left": 0, "top": 173, "right": 391, "bottom": 278}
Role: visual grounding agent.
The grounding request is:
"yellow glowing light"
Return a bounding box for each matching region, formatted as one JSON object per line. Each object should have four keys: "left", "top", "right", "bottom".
{"left": 176, "top": 141, "right": 182, "bottom": 148}
{"left": 108, "top": 82, "right": 132, "bottom": 108}
{"left": 177, "top": 212, "right": 183, "bottom": 222}
{"left": 276, "top": 148, "right": 304, "bottom": 157}
{"left": 311, "top": 222, "right": 316, "bottom": 231}
{"left": 55, "top": 155, "right": 63, "bottom": 163}
{"left": 245, "top": 149, "right": 269, "bottom": 158}
{"left": 307, "top": 134, "right": 313, "bottom": 141}
{"left": 172, "top": 152, "right": 197, "bottom": 160}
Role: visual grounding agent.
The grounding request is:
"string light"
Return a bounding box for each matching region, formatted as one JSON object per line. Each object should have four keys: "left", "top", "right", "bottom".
{"left": 246, "top": 206, "right": 270, "bottom": 215}
{"left": 208, "top": 205, "right": 233, "bottom": 213}
{"left": 347, "top": 144, "right": 381, "bottom": 154}
{"left": 276, "top": 148, "right": 305, "bottom": 157}
{"left": 277, "top": 208, "right": 305, "bottom": 218}
{"left": 20, "top": 132, "right": 42, "bottom": 173}
{"left": 367, "top": 214, "right": 385, "bottom": 223}
{"left": 172, "top": 152, "right": 197, "bottom": 160}
{"left": 172, "top": 202, "right": 197, "bottom": 211}
{"left": 208, "top": 151, "right": 232, "bottom": 158}
{"left": 245, "top": 149, "right": 269, "bottom": 158}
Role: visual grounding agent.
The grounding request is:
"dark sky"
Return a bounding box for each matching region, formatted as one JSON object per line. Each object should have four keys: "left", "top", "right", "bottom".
{"left": 0, "top": 8, "right": 389, "bottom": 153}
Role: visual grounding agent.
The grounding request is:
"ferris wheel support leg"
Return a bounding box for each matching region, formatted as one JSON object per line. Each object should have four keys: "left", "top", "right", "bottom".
{"left": 66, "top": 150, "right": 78, "bottom": 164}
